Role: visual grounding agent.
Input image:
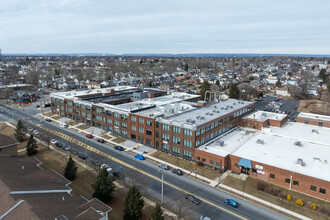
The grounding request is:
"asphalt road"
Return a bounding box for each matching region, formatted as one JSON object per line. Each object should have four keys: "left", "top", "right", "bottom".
{"left": 1, "top": 102, "right": 290, "bottom": 220}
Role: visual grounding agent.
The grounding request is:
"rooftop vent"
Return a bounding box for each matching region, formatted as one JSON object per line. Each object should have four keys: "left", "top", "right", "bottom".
{"left": 206, "top": 112, "right": 209, "bottom": 115}
{"left": 196, "top": 116, "right": 201, "bottom": 119}
{"left": 186, "top": 119, "right": 191, "bottom": 122}
{"left": 324, "top": 160, "right": 328, "bottom": 164}
{"left": 313, "top": 157, "right": 321, "bottom": 163}
{"left": 230, "top": 106, "right": 233, "bottom": 108}
{"left": 295, "top": 141, "right": 302, "bottom": 146}
{"left": 217, "top": 140, "right": 224, "bottom": 146}
{"left": 296, "top": 158, "right": 306, "bottom": 166}
{"left": 201, "top": 116, "right": 205, "bottom": 119}
{"left": 257, "top": 139, "right": 264, "bottom": 144}
{"left": 214, "top": 106, "right": 217, "bottom": 108}
{"left": 191, "top": 120, "right": 195, "bottom": 124}
{"left": 216, "top": 111, "right": 220, "bottom": 113}
{"left": 312, "top": 129, "right": 319, "bottom": 134}
{"left": 210, "top": 113, "right": 213, "bottom": 115}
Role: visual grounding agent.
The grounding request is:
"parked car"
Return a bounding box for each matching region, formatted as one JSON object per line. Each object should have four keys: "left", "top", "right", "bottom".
{"left": 158, "top": 164, "right": 170, "bottom": 170}
{"left": 200, "top": 216, "right": 212, "bottom": 220}
{"left": 100, "top": 164, "right": 112, "bottom": 173}
{"left": 62, "top": 145, "right": 70, "bottom": 151}
{"left": 86, "top": 134, "right": 93, "bottom": 138}
{"left": 27, "top": 127, "right": 34, "bottom": 132}
{"left": 135, "top": 154, "right": 145, "bottom": 160}
{"left": 224, "top": 199, "right": 238, "bottom": 208}
{"left": 172, "top": 169, "right": 183, "bottom": 176}
{"left": 45, "top": 118, "right": 52, "bottom": 122}
{"left": 113, "top": 171, "right": 121, "bottom": 178}
{"left": 50, "top": 139, "right": 57, "bottom": 144}
{"left": 97, "top": 138, "right": 105, "bottom": 143}
{"left": 114, "top": 146, "right": 124, "bottom": 151}
{"left": 78, "top": 152, "right": 87, "bottom": 160}
{"left": 33, "top": 130, "right": 39, "bottom": 135}
{"left": 56, "top": 142, "right": 63, "bottom": 148}
{"left": 185, "top": 194, "right": 200, "bottom": 205}
{"left": 60, "top": 124, "right": 68, "bottom": 128}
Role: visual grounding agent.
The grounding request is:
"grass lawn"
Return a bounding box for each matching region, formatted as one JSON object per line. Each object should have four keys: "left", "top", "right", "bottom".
{"left": 112, "top": 136, "right": 126, "bottom": 144}
{"left": 67, "top": 120, "right": 79, "bottom": 126}
{"left": 151, "top": 151, "right": 221, "bottom": 180}
{"left": 101, "top": 134, "right": 113, "bottom": 140}
{"left": 222, "top": 176, "right": 330, "bottom": 220}
{"left": 51, "top": 115, "right": 62, "bottom": 120}
{"left": 77, "top": 124, "right": 90, "bottom": 130}
{"left": 43, "top": 111, "right": 54, "bottom": 117}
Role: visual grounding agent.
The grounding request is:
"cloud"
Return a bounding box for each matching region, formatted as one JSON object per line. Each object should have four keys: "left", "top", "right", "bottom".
{"left": 1, "top": 0, "right": 330, "bottom": 54}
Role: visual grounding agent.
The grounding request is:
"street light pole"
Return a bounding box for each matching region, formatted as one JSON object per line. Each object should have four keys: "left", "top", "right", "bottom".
{"left": 158, "top": 168, "right": 164, "bottom": 204}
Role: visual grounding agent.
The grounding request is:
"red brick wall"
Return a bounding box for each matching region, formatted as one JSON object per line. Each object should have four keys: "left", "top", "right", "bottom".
{"left": 195, "top": 149, "right": 228, "bottom": 170}
{"left": 297, "top": 116, "right": 330, "bottom": 128}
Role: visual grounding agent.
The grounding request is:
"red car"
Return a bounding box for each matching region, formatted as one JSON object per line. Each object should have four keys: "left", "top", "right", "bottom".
{"left": 86, "top": 134, "right": 93, "bottom": 138}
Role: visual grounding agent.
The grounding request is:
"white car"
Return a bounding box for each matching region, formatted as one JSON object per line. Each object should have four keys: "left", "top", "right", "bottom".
{"left": 27, "top": 127, "right": 34, "bottom": 132}
{"left": 50, "top": 139, "right": 57, "bottom": 144}
{"left": 60, "top": 124, "right": 68, "bottom": 128}
{"left": 100, "top": 164, "right": 112, "bottom": 173}
{"left": 33, "top": 130, "right": 39, "bottom": 135}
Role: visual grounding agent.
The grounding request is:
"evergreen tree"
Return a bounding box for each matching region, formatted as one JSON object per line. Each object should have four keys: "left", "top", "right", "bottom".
{"left": 123, "top": 185, "right": 144, "bottom": 220}
{"left": 14, "top": 120, "right": 24, "bottom": 142}
{"left": 199, "top": 81, "right": 211, "bottom": 100}
{"left": 64, "top": 155, "right": 77, "bottom": 181}
{"left": 216, "top": 80, "right": 220, "bottom": 86}
{"left": 26, "top": 134, "right": 38, "bottom": 156}
{"left": 229, "top": 84, "right": 240, "bottom": 99}
{"left": 150, "top": 203, "right": 164, "bottom": 220}
{"left": 92, "top": 167, "right": 115, "bottom": 203}
{"left": 276, "top": 78, "right": 282, "bottom": 87}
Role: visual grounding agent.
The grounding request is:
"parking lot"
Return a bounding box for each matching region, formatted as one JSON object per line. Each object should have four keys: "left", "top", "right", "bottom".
{"left": 255, "top": 96, "right": 300, "bottom": 121}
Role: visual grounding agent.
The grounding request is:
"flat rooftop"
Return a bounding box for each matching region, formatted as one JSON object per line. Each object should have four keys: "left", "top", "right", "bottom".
{"left": 197, "top": 128, "right": 257, "bottom": 157}
{"left": 243, "top": 110, "right": 287, "bottom": 122}
{"left": 231, "top": 123, "right": 330, "bottom": 182}
{"left": 162, "top": 99, "right": 254, "bottom": 127}
{"left": 298, "top": 112, "right": 330, "bottom": 122}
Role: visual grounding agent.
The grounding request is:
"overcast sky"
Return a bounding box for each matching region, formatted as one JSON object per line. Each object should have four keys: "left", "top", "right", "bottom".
{"left": 1, "top": 0, "right": 330, "bottom": 54}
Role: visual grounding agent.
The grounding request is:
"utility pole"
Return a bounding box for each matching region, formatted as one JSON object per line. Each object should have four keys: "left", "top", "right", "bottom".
{"left": 158, "top": 168, "right": 164, "bottom": 203}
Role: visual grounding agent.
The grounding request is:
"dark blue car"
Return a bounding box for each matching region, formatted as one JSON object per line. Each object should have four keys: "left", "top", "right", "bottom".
{"left": 224, "top": 199, "right": 238, "bottom": 208}
{"left": 114, "top": 146, "right": 124, "bottom": 151}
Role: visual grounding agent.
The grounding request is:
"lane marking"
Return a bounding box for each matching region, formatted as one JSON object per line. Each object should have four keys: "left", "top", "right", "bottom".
{"left": 23, "top": 120, "right": 247, "bottom": 220}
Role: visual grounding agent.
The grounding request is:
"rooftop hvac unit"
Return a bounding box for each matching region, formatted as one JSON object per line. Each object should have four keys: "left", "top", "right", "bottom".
{"left": 210, "top": 113, "right": 213, "bottom": 115}
{"left": 217, "top": 140, "right": 224, "bottom": 146}
{"left": 313, "top": 157, "right": 321, "bottom": 162}
{"left": 230, "top": 106, "right": 233, "bottom": 108}
{"left": 312, "top": 129, "right": 319, "bottom": 134}
{"left": 257, "top": 139, "right": 264, "bottom": 144}
{"left": 262, "top": 112, "right": 267, "bottom": 117}
{"left": 201, "top": 116, "right": 205, "bottom": 119}
{"left": 295, "top": 141, "right": 302, "bottom": 146}
{"left": 214, "top": 106, "right": 217, "bottom": 108}
{"left": 233, "top": 103, "right": 236, "bottom": 105}
{"left": 296, "top": 158, "right": 306, "bottom": 166}
{"left": 191, "top": 120, "right": 195, "bottom": 124}
{"left": 206, "top": 112, "right": 209, "bottom": 115}
{"left": 186, "top": 119, "right": 191, "bottom": 122}
{"left": 221, "top": 107, "right": 224, "bottom": 110}
{"left": 196, "top": 116, "right": 201, "bottom": 119}
{"left": 217, "top": 111, "right": 220, "bottom": 113}
{"left": 324, "top": 160, "right": 328, "bottom": 164}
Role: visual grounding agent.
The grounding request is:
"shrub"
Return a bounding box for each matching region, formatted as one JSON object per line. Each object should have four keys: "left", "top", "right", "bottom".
{"left": 295, "top": 199, "right": 304, "bottom": 206}
{"left": 257, "top": 182, "right": 267, "bottom": 191}
{"left": 272, "top": 189, "right": 281, "bottom": 197}
{"left": 310, "top": 203, "right": 317, "bottom": 210}
{"left": 286, "top": 194, "right": 292, "bottom": 201}
{"left": 211, "top": 167, "right": 216, "bottom": 171}
{"left": 196, "top": 161, "right": 204, "bottom": 166}
{"left": 319, "top": 207, "right": 330, "bottom": 216}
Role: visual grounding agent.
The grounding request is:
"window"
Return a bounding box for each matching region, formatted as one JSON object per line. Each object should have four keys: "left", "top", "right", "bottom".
{"left": 86, "top": 106, "right": 91, "bottom": 111}
{"left": 146, "top": 119, "right": 152, "bottom": 126}
{"left": 114, "top": 112, "right": 120, "bottom": 118}
{"left": 172, "top": 136, "right": 180, "bottom": 144}
{"left": 201, "top": 127, "right": 205, "bottom": 134}
{"left": 305, "top": 120, "right": 309, "bottom": 124}
{"left": 270, "top": 174, "right": 275, "bottom": 179}
{"left": 131, "top": 116, "right": 136, "bottom": 122}
{"left": 285, "top": 178, "right": 291, "bottom": 184}
{"left": 95, "top": 108, "right": 103, "bottom": 113}
{"left": 106, "top": 111, "right": 112, "bottom": 116}
{"left": 172, "top": 126, "right": 181, "bottom": 134}
{"left": 107, "top": 118, "right": 112, "bottom": 124}
{"left": 319, "top": 122, "right": 323, "bottom": 127}
{"left": 206, "top": 124, "right": 210, "bottom": 132}
{"left": 162, "top": 124, "right": 170, "bottom": 131}
{"left": 172, "top": 147, "right": 180, "bottom": 154}
{"left": 201, "top": 137, "right": 205, "bottom": 145}
{"left": 146, "top": 139, "right": 152, "bottom": 145}
{"left": 216, "top": 162, "right": 220, "bottom": 167}
{"left": 121, "top": 122, "right": 128, "bottom": 128}
{"left": 252, "top": 168, "right": 257, "bottom": 173}
{"left": 197, "top": 156, "right": 200, "bottom": 160}
{"left": 156, "top": 131, "right": 159, "bottom": 138}
{"left": 138, "top": 127, "right": 144, "bottom": 134}
{"left": 310, "top": 185, "right": 316, "bottom": 192}
{"left": 138, "top": 136, "right": 144, "bottom": 143}
{"left": 87, "top": 113, "right": 91, "bottom": 119}
{"left": 138, "top": 117, "right": 144, "bottom": 124}
{"left": 76, "top": 103, "right": 80, "bottom": 108}
{"left": 96, "top": 115, "right": 102, "bottom": 121}
{"left": 196, "top": 129, "right": 200, "bottom": 137}
{"left": 196, "top": 140, "right": 200, "bottom": 147}
{"left": 156, "top": 122, "right": 159, "bottom": 128}
{"left": 121, "top": 114, "right": 128, "bottom": 120}
{"left": 162, "top": 143, "right": 169, "bottom": 151}
{"left": 234, "top": 163, "right": 238, "bottom": 168}
{"left": 210, "top": 160, "right": 214, "bottom": 165}
{"left": 202, "top": 158, "right": 206, "bottom": 162}
{"left": 183, "top": 150, "right": 191, "bottom": 158}
{"left": 131, "top": 125, "right": 136, "bottom": 132}
{"left": 162, "top": 133, "right": 169, "bottom": 141}
{"left": 146, "top": 129, "right": 152, "bottom": 136}
{"left": 184, "top": 128, "right": 192, "bottom": 137}
{"left": 215, "top": 121, "right": 218, "bottom": 128}
{"left": 319, "top": 188, "right": 326, "bottom": 194}
{"left": 183, "top": 139, "right": 192, "bottom": 148}
{"left": 114, "top": 120, "right": 119, "bottom": 126}
{"left": 293, "top": 180, "right": 299, "bottom": 186}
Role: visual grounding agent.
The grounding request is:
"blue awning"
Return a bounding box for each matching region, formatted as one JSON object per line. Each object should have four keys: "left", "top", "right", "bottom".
{"left": 238, "top": 158, "right": 252, "bottom": 169}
